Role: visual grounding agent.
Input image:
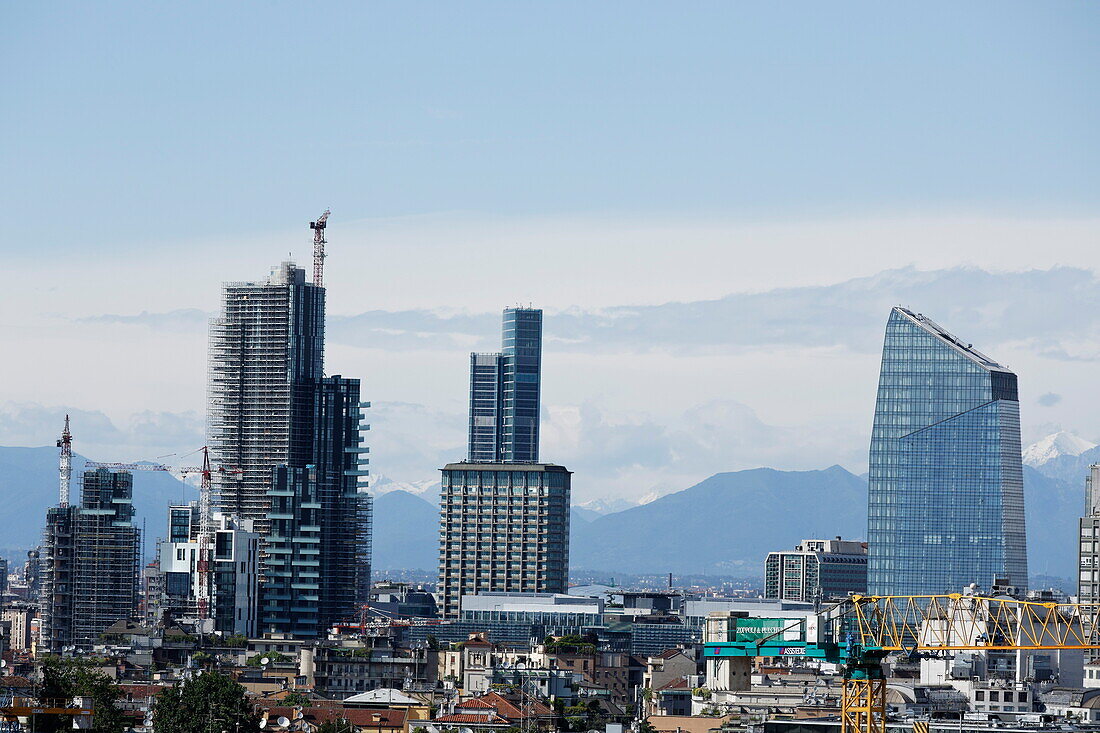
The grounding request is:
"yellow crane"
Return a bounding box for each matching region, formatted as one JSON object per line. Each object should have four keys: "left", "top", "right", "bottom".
{"left": 705, "top": 591, "right": 1100, "bottom": 733}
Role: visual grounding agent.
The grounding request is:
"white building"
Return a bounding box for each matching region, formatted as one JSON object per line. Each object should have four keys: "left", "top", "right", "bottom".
{"left": 159, "top": 512, "right": 259, "bottom": 636}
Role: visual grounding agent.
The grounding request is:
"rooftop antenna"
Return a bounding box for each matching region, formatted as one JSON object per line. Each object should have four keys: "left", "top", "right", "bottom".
{"left": 57, "top": 415, "right": 72, "bottom": 507}
{"left": 310, "top": 209, "right": 331, "bottom": 287}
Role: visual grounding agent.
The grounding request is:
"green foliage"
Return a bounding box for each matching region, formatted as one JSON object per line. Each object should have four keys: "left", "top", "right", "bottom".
{"left": 692, "top": 686, "right": 711, "bottom": 700}
{"left": 543, "top": 634, "right": 595, "bottom": 654}
{"left": 36, "top": 656, "right": 127, "bottom": 733}
{"left": 152, "top": 671, "right": 261, "bottom": 733}
{"left": 639, "top": 719, "right": 658, "bottom": 733}
{"left": 426, "top": 634, "right": 440, "bottom": 651}
{"left": 281, "top": 692, "right": 312, "bottom": 708}
{"left": 413, "top": 727, "right": 429, "bottom": 733}
{"left": 222, "top": 633, "right": 250, "bottom": 648}
{"left": 317, "top": 720, "right": 356, "bottom": 733}
{"left": 246, "top": 651, "right": 291, "bottom": 666}
{"left": 191, "top": 651, "right": 215, "bottom": 667}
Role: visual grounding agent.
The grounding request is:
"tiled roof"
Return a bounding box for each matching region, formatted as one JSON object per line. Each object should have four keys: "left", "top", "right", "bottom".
{"left": 435, "top": 713, "right": 508, "bottom": 724}
{"left": 261, "top": 706, "right": 407, "bottom": 729}
{"left": 0, "top": 676, "right": 32, "bottom": 689}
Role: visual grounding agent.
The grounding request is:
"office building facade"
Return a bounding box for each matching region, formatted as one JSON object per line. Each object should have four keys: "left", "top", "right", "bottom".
{"left": 1079, "top": 465, "right": 1100, "bottom": 606}
{"left": 438, "top": 463, "right": 570, "bottom": 617}
{"left": 764, "top": 537, "right": 867, "bottom": 602}
{"left": 468, "top": 308, "right": 543, "bottom": 463}
{"left": 207, "top": 261, "right": 370, "bottom": 635}
{"left": 40, "top": 468, "right": 141, "bottom": 652}
{"left": 867, "top": 307, "right": 1028, "bottom": 595}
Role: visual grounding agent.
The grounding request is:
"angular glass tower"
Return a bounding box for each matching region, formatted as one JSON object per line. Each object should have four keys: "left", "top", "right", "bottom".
{"left": 867, "top": 307, "right": 1028, "bottom": 596}
{"left": 467, "top": 308, "right": 542, "bottom": 463}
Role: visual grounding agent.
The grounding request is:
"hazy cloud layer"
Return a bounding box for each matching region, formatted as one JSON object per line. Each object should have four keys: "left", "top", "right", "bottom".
{"left": 328, "top": 266, "right": 1100, "bottom": 357}
{"left": 0, "top": 402, "right": 204, "bottom": 464}
{"left": 34, "top": 265, "right": 1100, "bottom": 504}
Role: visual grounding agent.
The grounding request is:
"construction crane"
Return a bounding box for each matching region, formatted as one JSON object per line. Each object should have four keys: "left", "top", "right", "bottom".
{"left": 56, "top": 415, "right": 72, "bottom": 507}
{"left": 704, "top": 591, "right": 1100, "bottom": 733}
{"left": 309, "top": 209, "right": 330, "bottom": 287}
{"left": 84, "top": 448, "right": 240, "bottom": 623}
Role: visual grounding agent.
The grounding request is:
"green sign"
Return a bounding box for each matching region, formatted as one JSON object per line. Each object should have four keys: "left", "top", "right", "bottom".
{"left": 733, "top": 618, "right": 798, "bottom": 642}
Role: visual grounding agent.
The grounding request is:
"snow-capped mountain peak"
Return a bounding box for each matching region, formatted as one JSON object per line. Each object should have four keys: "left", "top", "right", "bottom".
{"left": 1022, "top": 431, "right": 1098, "bottom": 467}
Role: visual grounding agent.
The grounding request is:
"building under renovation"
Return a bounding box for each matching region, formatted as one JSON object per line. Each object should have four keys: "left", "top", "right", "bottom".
{"left": 40, "top": 468, "right": 141, "bottom": 653}
{"left": 154, "top": 503, "right": 261, "bottom": 636}
{"left": 207, "top": 255, "right": 371, "bottom": 636}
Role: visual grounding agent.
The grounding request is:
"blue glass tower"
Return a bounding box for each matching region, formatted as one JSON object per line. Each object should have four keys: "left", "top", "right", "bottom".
{"left": 867, "top": 307, "right": 1028, "bottom": 596}
{"left": 467, "top": 308, "right": 542, "bottom": 463}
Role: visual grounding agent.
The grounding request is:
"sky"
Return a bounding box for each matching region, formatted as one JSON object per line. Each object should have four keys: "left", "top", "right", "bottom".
{"left": 1, "top": 2, "right": 1098, "bottom": 508}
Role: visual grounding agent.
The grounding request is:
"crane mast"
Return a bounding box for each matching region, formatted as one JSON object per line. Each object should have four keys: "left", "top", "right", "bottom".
{"left": 195, "top": 446, "right": 214, "bottom": 621}
{"left": 310, "top": 209, "right": 330, "bottom": 287}
{"left": 56, "top": 415, "right": 72, "bottom": 507}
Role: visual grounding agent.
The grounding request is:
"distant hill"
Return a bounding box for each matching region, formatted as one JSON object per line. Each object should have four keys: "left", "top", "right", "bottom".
{"left": 0, "top": 446, "right": 196, "bottom": 563}
{"left": 1022, "top": 465, "right": 1077, "bottom": 579}
{"left": 569, "top": 465, "right": 1076, "bottom": 581}
{"left": 1, "top": 445, "right": 1076, "bottom": 583}
{"left": 372, "top": 489, "right": 439, "bottom": 571}
{"left": 570, "top": 466, "right": 867, "bottom": 575}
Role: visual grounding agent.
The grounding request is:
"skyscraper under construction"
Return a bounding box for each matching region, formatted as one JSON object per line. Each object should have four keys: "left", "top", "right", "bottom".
{"left": 40, "top": 468, "right": 141, "bottom": 653}
{"left": 208, "top": 253, "right": 371, "bottom": 636}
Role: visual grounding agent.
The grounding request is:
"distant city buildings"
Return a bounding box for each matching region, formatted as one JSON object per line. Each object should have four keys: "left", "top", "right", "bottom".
{"left": 867, "top": 307, "right": 1028, "bottom": 595}
{"left": 39, "top": 468, "right": 140, "bottom": 653}
{"left": 763, "top": 537, "right": 867, "bottom": 602}
{"left": 468, "top": 308, "right": 543, "bottom": 463}
{"left": 207, "top": 260, "right": 371, "bottom": 636}
{"left": 438, "top": 463, "right": 571, "bottom": 618}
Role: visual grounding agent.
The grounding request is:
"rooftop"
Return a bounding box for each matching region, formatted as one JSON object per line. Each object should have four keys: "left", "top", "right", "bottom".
{"left": 893, "top": 307, "right": 1012, "bottom": 373}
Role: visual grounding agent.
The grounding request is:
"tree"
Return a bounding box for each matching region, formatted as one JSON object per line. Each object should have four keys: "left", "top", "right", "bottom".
{"left": 317, "top": 720, "right": 356, "bottom": 733}
{"left": 638, "top": 719, "right": 658, "bottom": 733}
{"left": 34, "top": 656, "right": 127, "bottom": 733}
{"left": 152, "top": 671, "right": 261, "bottom": 733}
{"left": 281, "top": 692, "right": 312, "bottom": 708}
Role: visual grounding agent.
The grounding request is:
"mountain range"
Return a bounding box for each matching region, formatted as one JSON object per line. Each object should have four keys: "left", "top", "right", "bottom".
{"left": 373, "top": 462, "right": 1079, "bottom": 581}
{"left": 1023, "top": 430, "right": 1100, "bottom": 488}
{"left": 1, "top": 435, "right": 1088, "bottom": 583}
{"left": 0, "top": 446, "right": 197, "bottom": 563}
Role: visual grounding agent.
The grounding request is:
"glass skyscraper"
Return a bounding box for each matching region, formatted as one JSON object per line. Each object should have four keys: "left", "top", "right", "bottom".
{"left": 467, "top": 307, "right": 543, "bottom": 463}
{"left": 867, "top": 307, "right": 1028, "bottom": 596}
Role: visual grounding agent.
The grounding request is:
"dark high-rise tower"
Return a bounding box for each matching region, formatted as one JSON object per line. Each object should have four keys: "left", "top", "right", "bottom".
{"left": 40, "top": 468, "right": 141, "bottom": 652}
{"left": 467, "top": 308, "right": 542, "bottom": 463}
{"left": 867, "top": 307, "right": 1028, "bottom": 595}
{"left": 208, "top": 259, "right": 370, "bottom": 636}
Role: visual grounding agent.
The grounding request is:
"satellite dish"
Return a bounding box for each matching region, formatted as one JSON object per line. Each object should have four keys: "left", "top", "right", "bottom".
{"left": 277, "top": 716, "right": 290, "bottom": 727}
{"left": 260, "top": 657, "right": 271, "bottom": 666}
{"left": 0, "top": 660, "right": 7, "bottom": 668}
{"left": 259, "top": 720, "right": 267, "bottom": 729}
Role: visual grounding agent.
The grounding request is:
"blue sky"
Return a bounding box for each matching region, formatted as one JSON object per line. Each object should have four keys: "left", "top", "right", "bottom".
{"left": 2, "top": 3, "right": 1099, "bottom": 506}
{"left": 2, "top": 1, "right": 1098, "bottom": 253}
